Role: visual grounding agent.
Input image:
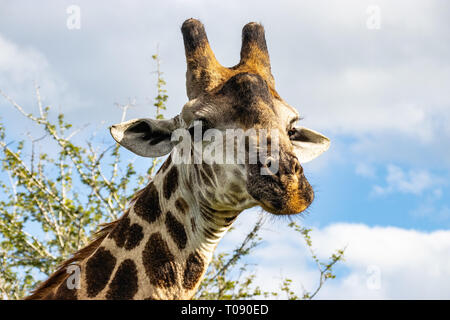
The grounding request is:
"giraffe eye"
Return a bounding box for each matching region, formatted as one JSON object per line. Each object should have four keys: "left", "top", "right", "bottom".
{"left": 288, "top": 128, "right": 296, "bottom": 138}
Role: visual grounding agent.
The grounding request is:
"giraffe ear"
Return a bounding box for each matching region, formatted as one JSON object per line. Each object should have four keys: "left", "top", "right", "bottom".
{"left": 110, "top": 117, "right": 180, "bottom": 157}
{"left": 290, "top": 127, "right": 330, "bottom": 163}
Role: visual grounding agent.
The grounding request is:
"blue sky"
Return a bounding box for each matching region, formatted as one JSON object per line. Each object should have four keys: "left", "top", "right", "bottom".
{"left": 1, "top": 0, "right": 450, "bottom": 299}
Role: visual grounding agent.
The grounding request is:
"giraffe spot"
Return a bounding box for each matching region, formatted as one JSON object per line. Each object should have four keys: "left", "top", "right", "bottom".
{"left": 165, "top": 211, "right": 187, "bottom": 250}
{"left": 109, "top": 216, "right": 144, "bottom": 250}
{"left": 191, "top": 217, "right": 197, "bottom": 233}
{"left": 233, "top": 169, "right": 243, "bottom": 178}
{"left": 142, "top": 232, "right": 177, "bottom": 288}
{"left": 125, "top": 223, "right": 144, "bottom": 250}
{"left": 183, "top": 252, "right": 205, "bottom": 290}
{"left": 106, "top": 259, "right": 138, "bottom": 300}
{"left": 157, "top": 155, "right": 172, "bottom": 174}
{"left": 220, "top": 73, "right": 272, "bottom": 108}
{"left": 174, "top": 198, "right": 189, "bottom": 215}
{"left": 212, "top": 163, "right": 222, "bottom": 176}
{"left": 86, "top": 247, "right": 116, "bottom": 298}
{"left": 229, "top": 182, "right": 242, "bottom": 194}
{"left": 134, "top": 183, "right": 162, "bottom": 224}
{"left": 109, "top": 215, "right": 130, "bottom": 248}
{"left": 54, "top": 278, "right": 77, "bottom": 300}
{"left": 202, "top": 164, "right": 214, "bottom": 179}
{"left": 194, "top": 163, "right": 202, "bottom": 176}
{"left": 200, "top": 170, "right": 213, "bottom": 187}
{"left": 163, "top": 166, "right": 179, "bottom": 199}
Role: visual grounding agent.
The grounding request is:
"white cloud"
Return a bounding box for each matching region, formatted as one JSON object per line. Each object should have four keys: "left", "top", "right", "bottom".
{"left": 0, "top": 35, "right": 47, "bottom": 81}
{"left": 312, "top": 223, "right": 450, "bottom": 299}
{"left": 410, "top": 199, "right": 450, "bottom": 223}
{"left": 372, "top": 164, "right": 442, "bottom": 196}
{"left": 0, "top": 33, "right": 86, "bottom": 119}
{"left": 355, "top": 162, "right": 376, "bottom": 179}
{"left": 0, "top": 34, "right": 59, "bottom": 100}
{"left": 222, "top": 214, "right": 450, "bottom": 299}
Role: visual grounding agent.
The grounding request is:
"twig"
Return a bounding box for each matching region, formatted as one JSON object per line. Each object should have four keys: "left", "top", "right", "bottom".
{"left": 0, "top": 141, "right": 76, "bottom": 219}
{"left": 213, "top": 216, "right": 265, "bottom": 279}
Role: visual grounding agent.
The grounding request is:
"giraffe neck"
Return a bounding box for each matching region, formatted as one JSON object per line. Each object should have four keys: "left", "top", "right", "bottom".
{"left": 27, "top": 154, "right": 256, "bottom": 300}
{"left": 61, "top": 157, "right": 244, "bottom": 299}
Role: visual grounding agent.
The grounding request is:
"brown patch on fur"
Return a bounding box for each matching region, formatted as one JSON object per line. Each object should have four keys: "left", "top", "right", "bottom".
{"left": 54, "top": 279, "right": 77, "bottom": 300}
{"left": 157, "top": 155, "right": 172, "bottom": 174}
{"left": 202, "top": 163, "right": 214, "bottom": 179}
{"left": 200, "top": 169, "right": 214, "bottom": 187}
{"left": 229, "top": 182, "right": 242, "bottom": 194}
{"left": 183, "top": 251, "right": 205, "bottom": 290}
{"left": 109, "top": 215, "right": 144, "bottom": 250}
{"left": 109, "top": 214, "right": 130, "bottom": 247}
{"left": 142, "top": 232, "right": 177, "bottom": 288}
{"left": 134, "top": 182, "right": 162, "bottom": 224}
{"left": 85, "top": 247, "right": 117, "bottom": 298}
{"left": 125, "top": 223, "right": 144, "bottom": 250}
{"left": 218, "top": 72, "right": 274, "bottom": 128}
{"left": 163, "top": 166, "right": 179, "bottom": 200}
{"left": 25, "top": 216, "right": 123, "bottom": 300}
{"left": 233, "top": 169, "right": 243, "bottom": 178}
{"left": 106, "top": 259, "right": 138, "bottom": 300}
{"left": 175, "top": 197, "right": 189, "bottom": 215}
{"left": 165, "top": 211, "right": 188, "bottom": 250}
{"left": 191, "top": 217, "right": 197, "bottom": 233}
{"left": 212, "top": 163, "right": 222, "bottom": 178}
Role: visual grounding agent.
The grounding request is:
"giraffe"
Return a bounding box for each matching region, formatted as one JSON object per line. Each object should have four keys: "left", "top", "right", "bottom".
{"left": 26, "top": 18, "right": 330, "bottom": 300}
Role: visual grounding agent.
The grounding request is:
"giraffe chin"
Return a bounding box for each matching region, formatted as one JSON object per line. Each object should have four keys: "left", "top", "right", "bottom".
{"left": 259, "top": 179, "right": 314, "bottom": 215}
{"left": 259, "top": 197, "right": 310, "bottom": 215}
{"left": 247, "top": 176, "right": 314, "bottom": 215}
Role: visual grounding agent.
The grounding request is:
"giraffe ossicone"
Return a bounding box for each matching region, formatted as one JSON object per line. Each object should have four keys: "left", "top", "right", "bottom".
{"left": 27, "top": 18, "right": 330, "bottom": 300}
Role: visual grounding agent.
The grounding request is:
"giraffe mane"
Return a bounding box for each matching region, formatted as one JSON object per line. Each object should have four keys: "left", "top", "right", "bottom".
{"left": 25, "top": 166, "right": 158, "bottom": 299}
{"left": 25, "top": 209, "right": 133, "bottom": 300}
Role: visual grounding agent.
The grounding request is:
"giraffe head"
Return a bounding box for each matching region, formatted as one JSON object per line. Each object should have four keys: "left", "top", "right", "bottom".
{"left": 110, "top": 19, "right": 330, "bottom": 216}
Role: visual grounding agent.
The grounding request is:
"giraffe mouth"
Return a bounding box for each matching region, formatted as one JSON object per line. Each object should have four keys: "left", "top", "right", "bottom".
{"left": 259, "top": 196, "right": 311, "bottom": 215}
{"left": 248, "top": 174, "right": 314, "bottom": 215}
